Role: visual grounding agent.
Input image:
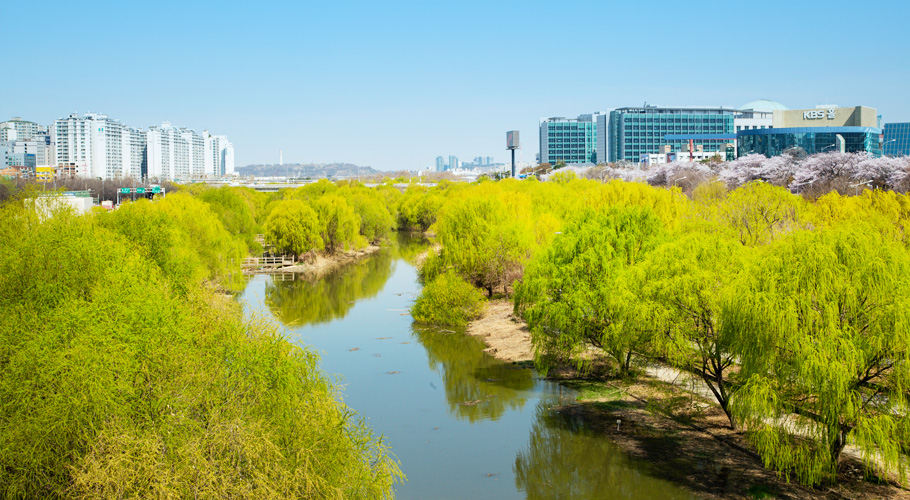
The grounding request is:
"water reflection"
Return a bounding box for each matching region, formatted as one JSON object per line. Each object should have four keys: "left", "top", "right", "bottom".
{"left": 514, "top": 402, "right": 694, "bottom": 500}
{"left": 265, "top": 233, "right": 429, "bottom": 327}
{"left": 411, "top": 325, "right": 534, "bottom": 422}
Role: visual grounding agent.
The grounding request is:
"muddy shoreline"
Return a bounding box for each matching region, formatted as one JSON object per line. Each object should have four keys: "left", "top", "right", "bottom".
{"left": 465, "top": 299, "right": 910, "bottom": 499}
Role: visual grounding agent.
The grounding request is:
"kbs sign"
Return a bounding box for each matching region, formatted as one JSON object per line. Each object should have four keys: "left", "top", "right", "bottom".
{"left": 803, "top": 109, "right": 837, "bottom": 120}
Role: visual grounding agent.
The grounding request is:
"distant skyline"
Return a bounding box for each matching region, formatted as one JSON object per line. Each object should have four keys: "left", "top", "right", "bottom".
{"left": 2, "top": 0, "right": 908, "bottom": 171}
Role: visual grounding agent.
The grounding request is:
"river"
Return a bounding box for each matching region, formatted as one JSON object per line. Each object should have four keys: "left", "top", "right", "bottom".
{"left": 238, "top": 233, "right": 692, "bottom": 499}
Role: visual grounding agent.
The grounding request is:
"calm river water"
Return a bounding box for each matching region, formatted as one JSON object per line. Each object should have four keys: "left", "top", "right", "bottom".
{"left": 238, "top": 234, "right": 692, "bottom": 499}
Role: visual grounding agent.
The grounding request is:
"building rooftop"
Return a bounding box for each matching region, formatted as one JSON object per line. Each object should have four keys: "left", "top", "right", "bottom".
{"left": 740, "top": 99, "right": 789, "bottom": 112}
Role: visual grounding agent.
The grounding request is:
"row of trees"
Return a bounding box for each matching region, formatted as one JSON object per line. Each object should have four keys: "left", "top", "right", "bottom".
{"left": 0, "top": 187, "right": 402, "bottom": 497}
{"left": 408, "top": 175, "right": 910, "bottom": 486}
{"left": 262, "top": 180, "right": 398, "bottom": 258}
{"left": 645, "top": 152, "right": 910, "bottom": 197}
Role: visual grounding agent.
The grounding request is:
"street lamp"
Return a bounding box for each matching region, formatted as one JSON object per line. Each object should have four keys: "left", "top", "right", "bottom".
{"left": 882, "top": 139, "right": 897, "bottom": 157}
{"left": 849, "top": 179, "right": 872, "bottom": 196}
{"left": 672, "top": 175, "right": 687, "bottom": 187}
{"left": 821, "top": 144, "right": 836, "bottom": 152}
{"left": 791, "top": 179, "right": 815, "bottom": 194}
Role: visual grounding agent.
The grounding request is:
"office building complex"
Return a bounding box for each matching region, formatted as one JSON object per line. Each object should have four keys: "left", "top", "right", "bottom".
{"left": 884, "top": 123, "right": 910, "bottom": 156}
{"left": 738, "top": 105, "right": 881, "bottom": 157}
{"left": 540, "top": 114, "right": 598, "bottom": 166}
{"left": 605, "top": 106, "right": 736, "bottom": 164}
{"left": 54, "top": 113, "right": 147, "bottom": 179}
{"left": 435, "top": 156, "right": 445, "bottom": 172}
{"left": 448, "top": 155, "right": 459, "bottom": 170}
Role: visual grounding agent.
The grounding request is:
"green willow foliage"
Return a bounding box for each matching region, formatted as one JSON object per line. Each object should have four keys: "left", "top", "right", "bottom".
{"left": 411, "top": 270, "right": 486, "bottom": 327}
{"left": 0, "top": 198, "right": 401, "bottom": 498}
{"left": 264, "top": 199, "right": 324, "bottom": 257}
{"left": 404, "top": 177, "right": 910, "bottom": 486}
{"left": 515, "top": 206, "right": 666, "bottom": 377}
{"left": 261, "top": 182, "right": 397, "bottom": 255}
{"left": 725, "top": 225, "right": 910, "bottom": 485}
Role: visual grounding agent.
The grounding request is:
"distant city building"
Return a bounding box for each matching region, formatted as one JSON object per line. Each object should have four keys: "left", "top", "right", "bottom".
{"left": 54, "top": 113, "right": 146, "bottom": 179}
{"left": 734, "top": 99, "right": 782, "bottom": 131}
{"left": 0, "top": 117, "right": 42, "bottom": 142}
{"left": 884, "top": 123, "right": 910, "bottom": 156}
{"left": 739, "top": 105, "right": 882, "bottom": 157}
{"left": 203, "top": 131, "right": 235, "bottom": 176}
{"left": 605, "top": 106, "right": 736, "bottom": 164}
{"left": 435, "top": 156, "right": 445, "bottom": 172}
{"left": 540, "top": 113, "right": 599, "bottom": 166}
{"left": 640, "top": 148, "right": 726, "bottom": 167}
{"left": 10, "top": 131, "right": 54, "bottom": 166}
{"left": 148, "top": 122, "right": 195, "bottom": 180}
{"left": 7, "top": 152, "right": 36, "bottom": 169}
{"left": 448, "top": 155, "right": 459, "bottom": 170}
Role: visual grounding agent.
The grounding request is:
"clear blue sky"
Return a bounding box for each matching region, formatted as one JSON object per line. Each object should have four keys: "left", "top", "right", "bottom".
{"left": 2, "top": 0, "right": 908, "bottom": 171}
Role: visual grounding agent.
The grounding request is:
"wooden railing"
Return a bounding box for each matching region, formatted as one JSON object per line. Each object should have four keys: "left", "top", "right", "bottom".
{"left": 241, "top": 256, "right": 295, "bottom": 268}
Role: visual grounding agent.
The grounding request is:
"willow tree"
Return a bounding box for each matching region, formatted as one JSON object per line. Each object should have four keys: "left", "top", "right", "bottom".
{"left": 515, "top": 206, "right": 666, "bottom": 376}
{"left": 643, "top": 229, "right": 747, "bottom": 429}
{"left": 435, "top": 190, "right": 533, "bottom": 296}
{"left": 720, "top": 181, "right": 806, "bottom": 246}
{"left": 263, "top": 199, "right": 324, "bottom": 258}
{"left": 312, "top": 194, "right": 363, "bottom": 252}
{"left": 726, "top": 225, "right": 910, "bottom": 485}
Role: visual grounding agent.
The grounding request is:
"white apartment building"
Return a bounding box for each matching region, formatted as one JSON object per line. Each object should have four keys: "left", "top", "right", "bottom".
{"left": 202, "top": 131, "right": 235, "bottom": 176}
{"left": 0, "top": 117, "right": 42, "bottom": 142}
{"left": 54, "top": 113, "right": 146, "bottom": 179}
{"left": 148, "top": 122, "right": 219, "bottom": 180}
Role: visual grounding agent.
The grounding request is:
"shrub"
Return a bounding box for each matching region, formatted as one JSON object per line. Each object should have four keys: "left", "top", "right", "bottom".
{"left": 411, "top": 271, "right": 486, "bottom": 327}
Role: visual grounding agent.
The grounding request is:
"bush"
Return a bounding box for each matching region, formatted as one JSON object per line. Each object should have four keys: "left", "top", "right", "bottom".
{"left": 411, "top": 271, "right": 486, "bottom": 327}
{"left": 0, "top": 202, "right": 402, "bottom": 498}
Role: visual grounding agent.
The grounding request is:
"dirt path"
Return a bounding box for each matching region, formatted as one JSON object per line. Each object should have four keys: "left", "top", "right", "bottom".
{"left": 463, "top": 302, "right": 909, "bottom": 498}
{"left": 466, "top": 299, "right": 533, "bottom": 362}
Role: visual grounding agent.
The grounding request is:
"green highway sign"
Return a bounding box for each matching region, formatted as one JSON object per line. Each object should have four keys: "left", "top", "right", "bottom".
{"left": 120, "top": 188, "right": 131, "bottom": 193}
{"left": 135, "top": 188, "right": 146, "bottom": 194}
{"left": 151, "top": 187, "right": 161, "bottom": 193}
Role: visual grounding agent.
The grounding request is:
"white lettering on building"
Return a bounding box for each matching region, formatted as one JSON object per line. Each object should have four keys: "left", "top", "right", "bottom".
{"left": 803, "top": 109, "right": 837, "bottom": 120}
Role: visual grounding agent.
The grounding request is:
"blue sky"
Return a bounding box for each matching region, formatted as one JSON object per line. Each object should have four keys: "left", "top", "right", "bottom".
{"left": 2, "top": 0, "right": 908, "bottom": 171}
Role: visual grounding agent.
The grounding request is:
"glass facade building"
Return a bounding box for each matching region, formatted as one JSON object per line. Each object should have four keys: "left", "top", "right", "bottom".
{"left": 539, "top": 114, "right": 598, "bottom": 165}
{"left": 738, "top": 127, "right": 882, "bottom": 158}
{"left": 607, "top": 107, "right": 736, "bottom": 163}
{"left": 884, "top": 123, "right": 910, "bottom": 156}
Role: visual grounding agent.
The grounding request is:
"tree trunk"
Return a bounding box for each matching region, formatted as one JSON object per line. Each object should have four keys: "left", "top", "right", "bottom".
{"left": 829, "top": 427, "right": 847, "bottom": 469}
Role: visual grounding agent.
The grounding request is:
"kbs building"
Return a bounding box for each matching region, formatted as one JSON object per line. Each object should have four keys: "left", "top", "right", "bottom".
{"left": 738, "top": 105, "right": 882, "bottom": 157}
{"left": 883, "top": 123, "right": 910, "bottom": 156}
{"left": 539, "top": 113, "right": 599, "bottom": 166}
{"left": 603, "top": 106, "right": 736, "bottom": 164}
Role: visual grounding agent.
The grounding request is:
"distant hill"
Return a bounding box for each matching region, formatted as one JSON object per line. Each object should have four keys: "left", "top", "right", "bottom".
{"left": 236, "top": 163, "right": 381, "bottom": 178}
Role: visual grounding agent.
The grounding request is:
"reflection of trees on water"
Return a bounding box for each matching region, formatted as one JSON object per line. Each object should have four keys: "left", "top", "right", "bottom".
{"left": 411, "top": 325, "right": 534, "bottom": 422}
{"left": 514, "top": 402, "right": 693, "bottom": 500}
{"left": 265, "top": 233, "right": 429, "bottom": 327}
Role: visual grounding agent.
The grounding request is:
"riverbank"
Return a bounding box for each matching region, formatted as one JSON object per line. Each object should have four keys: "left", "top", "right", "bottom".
{"left": 466, "top": 299, "right": 533, "bottom": 362}
{"left": 250, "top": 245, "right": 381, "bottom": 278}
{"left": 465, "top": 300, "right": 910, "bottom": 499}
